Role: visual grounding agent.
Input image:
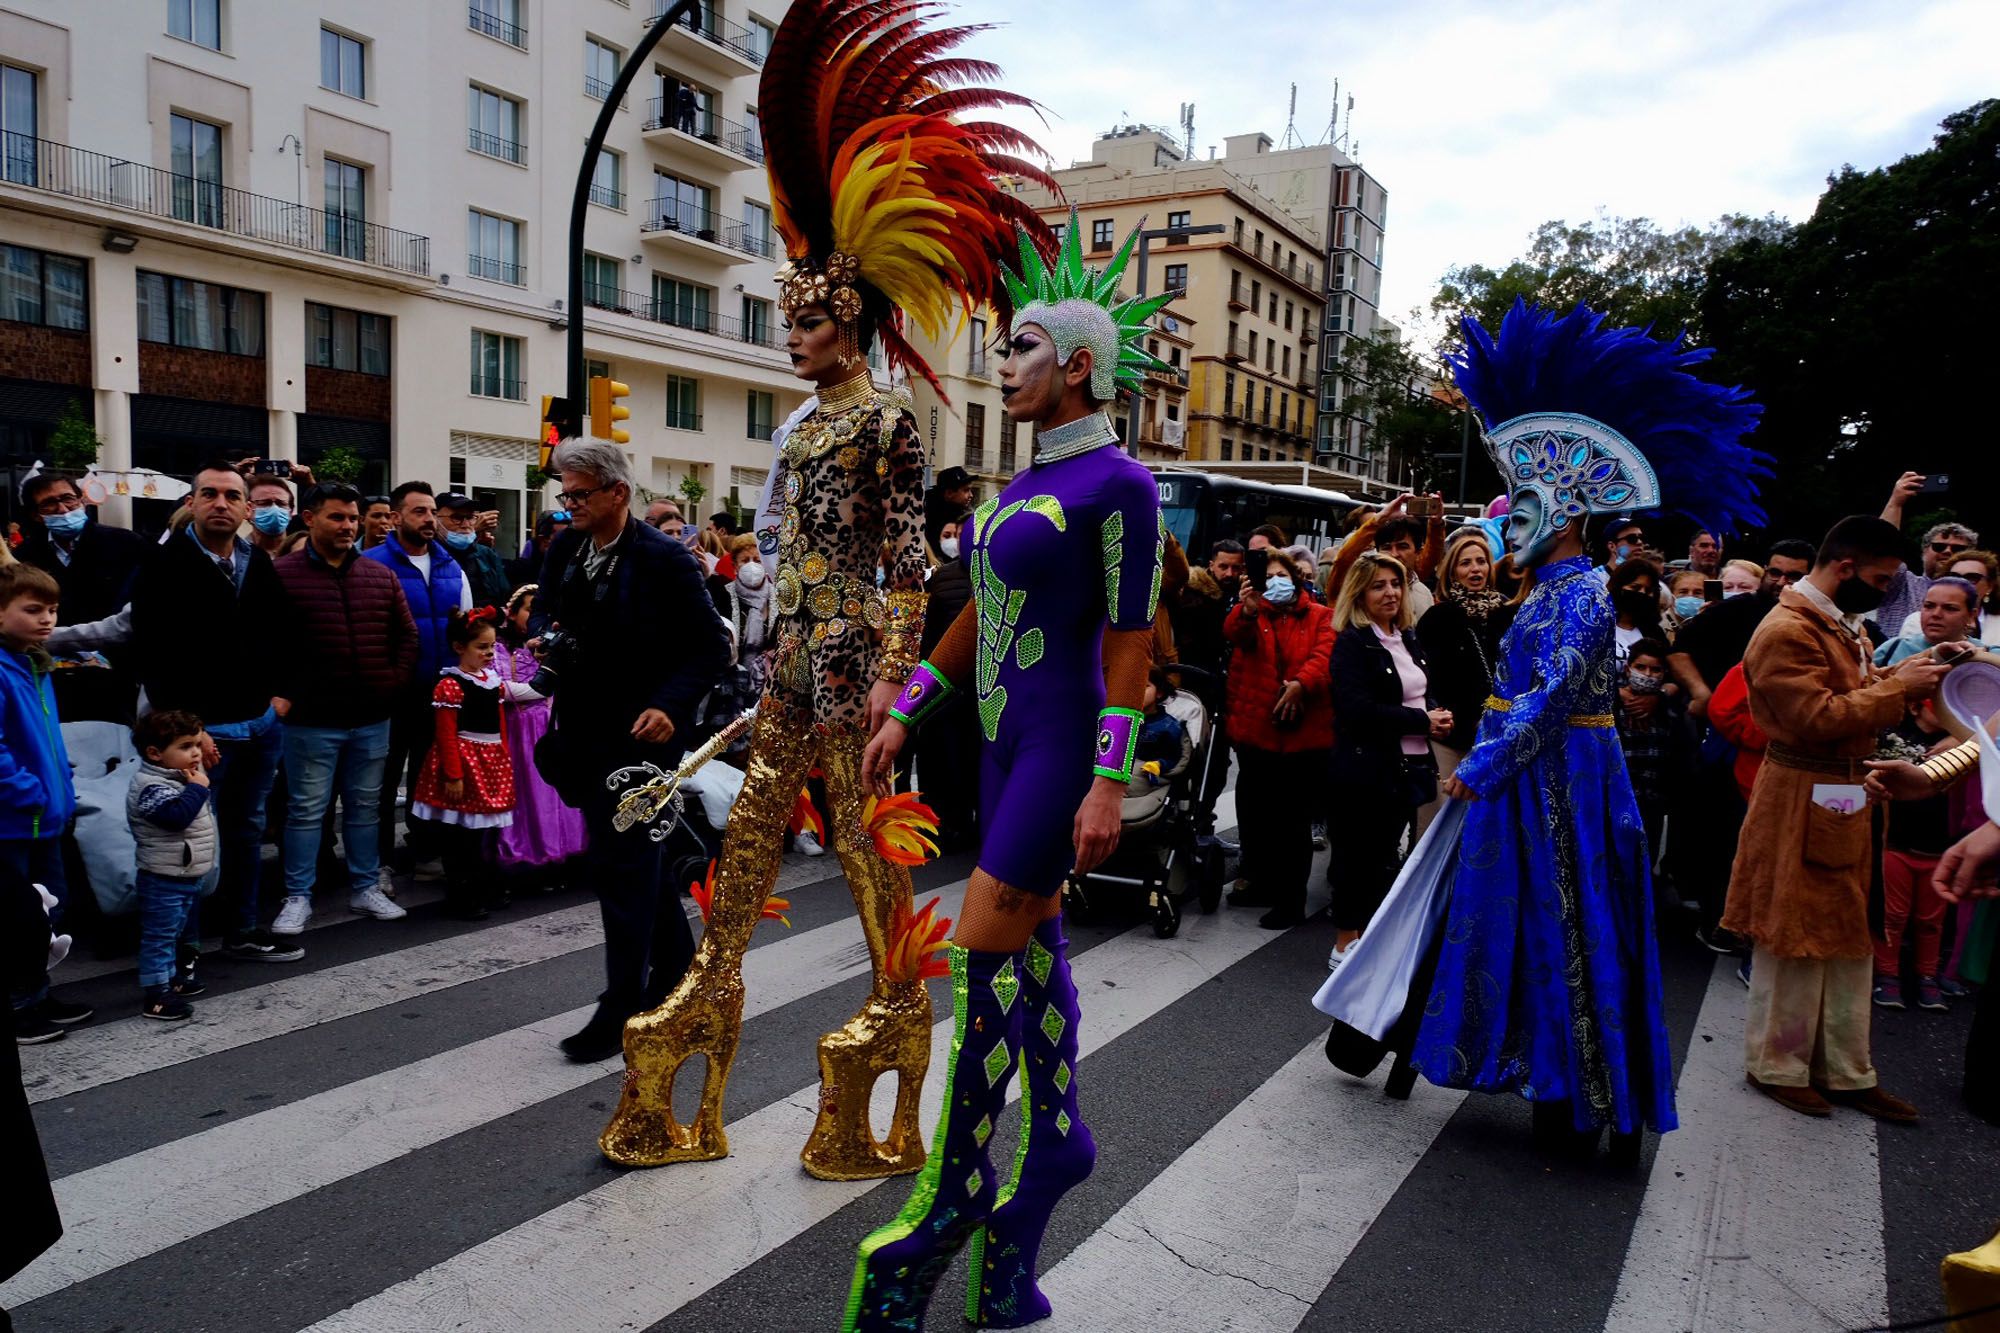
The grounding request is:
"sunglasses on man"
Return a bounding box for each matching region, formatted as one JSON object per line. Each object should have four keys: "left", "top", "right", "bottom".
{"left": 1932, "top": 541, "right": 1972, "bottom": 556}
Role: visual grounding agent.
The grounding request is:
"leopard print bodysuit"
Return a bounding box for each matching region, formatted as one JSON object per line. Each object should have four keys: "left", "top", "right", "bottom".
{"left": 767, "top": 378, "right": 928, "bottom": 728}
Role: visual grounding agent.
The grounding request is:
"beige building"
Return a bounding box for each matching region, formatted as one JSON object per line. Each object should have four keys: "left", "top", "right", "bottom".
{"left": 0, "top": 0, "right": 815, "bottom": 549}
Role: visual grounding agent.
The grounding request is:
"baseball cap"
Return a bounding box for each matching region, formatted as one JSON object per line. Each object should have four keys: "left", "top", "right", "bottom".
{"left": 438, "top": 491, "right": 477, "bottom": 512}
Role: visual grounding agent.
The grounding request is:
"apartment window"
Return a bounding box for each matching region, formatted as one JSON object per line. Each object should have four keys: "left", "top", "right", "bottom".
{"left": 1169, "top": 346, "right": 1182, "bottom": 367}
{"left": 169, "top": 113, "right": 223, "bottom": 228}
{"left": 746, "top": 16, "right": 777, "bottom": 59}
{"left": 1220, "top": 439, "right": 1233, "bottom": 461}
{"left": 1163, "top": 262, "right": 1187, "bottom": 293}
{"left": 747, "top": 390, "right": 776, "bottom": 441}
{"left": 652, "top": 275, "right": 711, "bottom": 331}
{"left": 742, "top": 201, "right": 772, "bottom": 258}
{"left": 1259, "top": 447, "right": 1271, "bottom": 461}
{"left": 650, "top": 171, "right": 712, "bottom": 232}
{"left": 965, "top": 402, "right": 986, "bottom": 469}
{"left": 1282, "top": 346, "right": 1292, "bottom": 378}
{"left": 666, "top": 374, "right": 701, "bottom": 430}
{"left": 582, "top": 253, "right": 622, "bottom": 308}
{"left": 1246, "top": 331, "right": 1257, "bottom": 361}
{"left": 322, "top": 159, "right": 367, "bottom": 260}
{"left": 0, "top": 245, "right": 87, "bottom": 331}
{"left": 584, "top": 37, "right": 620, "bottom": 100}
{"left": 169, "top": 0, "right": 221, "bottom": 49}
{"left": 1253, "top": 228, "right": 1264, "bottom": 255}
{"left": 468, "top": 86, "right": 525, "bottom": 164}
{"left": 306, "top": 301, "right": 389, "bottom": 375}
{"left": 1304, "top": 262, "right": 1314, "bottom": 288}
{"left": 589, "top": 150, "right": 624, "bottom": 208}
{"left": 2, "top": 64, "right": 37, "bottom": 186}
{"left": 1279, "top": 392, "right": 1289, "bottom": 425}
{"left": 466, "top": 209, "right": 524, "bottom": 284}
{"left": 741, "top": 294, "right": 772, "bottom": 346}
{"left": 136, "top": 271, "right": 265, "bottom": 355}
{"left": 1222, "top": 372, "right": 1235, "bottom": 409}
{"left": 1049, "top": 220, "right": 1065, "bottom": 245}
{"left": 1268, "top": 293, "right": 1278, "bottom": 322}
{"left": 743, "top": 106, "right": 764, "bottom": 161}
{"left": 1090, "top": 218, "right": 1114, "bottom": 250}
{"left": 1265, "top": 342, "right": 1274, "bottom": 373}
{"left": 998, "top": 414, "right": 1018, "bottom": 473}
{"left": 968, "top": 314, "right": 988, "bottom": 377}
{"left": 468, "top": 0, "right": 525, "bottom": 48}
{"left": 1166, "top": 209, "right": 1191, "bottom": 231}
{"left": 320, "top": 28, "right": 366, "bottom": 99}
{"left": 469, "top": 329, "right": 523, "bottom": 399}
{"left": 1285, "top": 300, "right": 1294, "bottom": 330}
{"left": 1262, "top": 386, "right": 1273, "bottom": 421}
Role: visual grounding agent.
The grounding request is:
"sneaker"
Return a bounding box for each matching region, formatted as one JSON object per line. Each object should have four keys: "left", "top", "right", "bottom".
{"left": 223, "top": 928, "right": 305, "bottom": 963}
{"left": 1311, "top": 821, "right": 1328, "bottom": 851}
{"left": 1872, "top": 976, "right": 1905, "bottom": 1010}
{"left": 1938, "top": 975, "right": 1971, "bottom": 1000}
{"left": 271, "top": 895, "right": 314, "bottom": 935}
{"left": 349, "top": 886, "right": 409, "bottom": 921}
{"left": 794, "top": 831, "right": 825, "bottom": 858}
{"left": 171, "top": 958, "right": 206, "bottom": 998}
{"left": 1915, "top": 977, "right": 1948, "bottom": 1012}
{"left": 14, "top": 1011, "right": 64, "bottom": 1044}
{"left": 1327, "top": 940, "right": 1356, "bottom": 972}
{"left": 1695, "top": 924, "right": 1745, "bottom": 955}
{"left": 1736, "top": 956, "right": 1753, "bottom": 990}
{"left": 140, "top": 987, "right": 193, "bottom": 1023}
{"left": 41, "top": 996, "right": 94, "bottom": 1026}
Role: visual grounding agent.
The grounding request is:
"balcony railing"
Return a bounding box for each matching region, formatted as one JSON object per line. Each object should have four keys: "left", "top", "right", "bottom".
{"left": 583, "top": 75, "right": 624, "bottom": 104}
{"left": 470, "top": 375, "right": 526, "bottom": 400}
{"left": 467, "top": 2, "right": 526, "bottom": 47}
{"left": 641, "top": 100, "right": 764, "bottom": 161}
{"left": 641, "top": 199, "right": 771, "bottom": 258}
{"left": 666, "top": 411, "right": 702, "bottom": 431}
{"left": 466, "top": 254, "right": 525, "bottom": 285}
{"left": 580, "top": 283, "right": 783, "bottom": 350}
{"left": 748, "top": 422, "right": 775, "bottom": 442}
{"left": 645, "top": 3, "right": 767, "bottom": 65}
{"left": 0, "top": 132, "right": 431, "bottom": 276}
{"left": 467, "top": 128, "right": 526, "bottom": 165}
{"left": 587, "top": 182, "right": 625, "bottom": 209}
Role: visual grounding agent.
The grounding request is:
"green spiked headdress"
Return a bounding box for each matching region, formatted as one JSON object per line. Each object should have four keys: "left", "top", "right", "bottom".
{"left": 1001, "top": 209, "right": 1179, "bottom": 403}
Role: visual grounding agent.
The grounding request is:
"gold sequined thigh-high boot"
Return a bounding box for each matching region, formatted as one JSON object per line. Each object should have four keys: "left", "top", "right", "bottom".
{"left": 599, "top": 705, "right": 818, "bottom": 1166}
{"left": 801, "top": 726, "right": 932, "bottom": 1180}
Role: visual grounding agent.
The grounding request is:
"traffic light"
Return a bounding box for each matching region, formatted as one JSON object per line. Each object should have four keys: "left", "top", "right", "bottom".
{"left": 589, "top": 375, "right": 631, "bottom": 445}
{"left": 539, "top": 395, "right": 571, "bottom": 471}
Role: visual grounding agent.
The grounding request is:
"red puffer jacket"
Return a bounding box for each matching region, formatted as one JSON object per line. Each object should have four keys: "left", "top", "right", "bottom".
{"left": 1223, "top": 598, "right": 1335, "bottom": 753}
{"left": 272, "top": 545, "right": 418, "bottom": 728}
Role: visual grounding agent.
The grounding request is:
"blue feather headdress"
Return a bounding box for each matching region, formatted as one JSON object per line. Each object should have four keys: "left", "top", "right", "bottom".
{"left": 1451, "top": 300, "right": 1769, "bottom": 541}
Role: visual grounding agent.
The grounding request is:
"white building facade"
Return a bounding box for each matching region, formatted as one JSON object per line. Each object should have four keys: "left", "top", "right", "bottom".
{"left": 0, "top": 0, "right": 806, "bottom": 549}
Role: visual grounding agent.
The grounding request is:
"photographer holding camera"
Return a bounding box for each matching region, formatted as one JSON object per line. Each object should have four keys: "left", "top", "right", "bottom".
{"left": 530, "top": 440, "right": 732, "bottom": 1062}
{"left": 1877, "top": 471, "right": 1977, "bottom": 636}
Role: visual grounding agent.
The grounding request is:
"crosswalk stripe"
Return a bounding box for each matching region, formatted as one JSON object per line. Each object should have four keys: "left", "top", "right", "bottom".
{"left": 18, "top": 903, "right": 616, "bottom": 1105}
{"left": 302, "top": 894, "right": 1303, "bottom": 1333}
{"left": 1036, "top": 1037, "right": 1465, "bottom": 1332}
{"left": 0, "top": 878, "right": 973, "bottom": 1308}
{"left": 1603, "top": 958, "right": 1889, "bottom": 1333}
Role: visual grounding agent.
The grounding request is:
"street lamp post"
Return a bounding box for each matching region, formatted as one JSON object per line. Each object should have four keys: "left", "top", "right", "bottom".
{"left": 1117, "top": 221, "right": 1223, "bottom": 457}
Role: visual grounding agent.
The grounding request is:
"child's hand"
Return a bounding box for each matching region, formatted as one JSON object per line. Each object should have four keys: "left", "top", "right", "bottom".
{"left": 442, "top": 778, "right": 465, "bottom": 802}
{"left": 187, "top": 763, "right": 211, "bottom": 788}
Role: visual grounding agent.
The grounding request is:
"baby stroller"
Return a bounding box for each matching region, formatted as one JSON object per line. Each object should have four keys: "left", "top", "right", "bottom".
{"left": 1067, "top": 665, "right": 1227, "bottom": 938}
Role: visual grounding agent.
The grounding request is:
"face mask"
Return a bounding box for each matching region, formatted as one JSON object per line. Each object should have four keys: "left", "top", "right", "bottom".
{"left": 1614, "top": 542, "right": 1634, "bottom": 563}
{"left": 251, "top": 507, "right": 291, "bottom": 537}
{"left": 1624, "top": 668, "right": 1665, "bottom": 695}
{"left": 939, "top": 537, "right": 960, "bottom": 560}
{"left": 1833, "top": 574, "right": 1887, "bottom": 615}
{"left": 738, "top": 562, "right": 767, "bottom": 589}
{"left": 440, "top": 529, "right": 474, "bottom": 551}
{"left": 1673, "top": 595, "right": 1704, "bottom": 620}
{"left": 1722, "top": 587, "right": 1749, "bottom": 599}
{"left": 1262, "top": 577, "right": 1297, "bottom": 607}
{"left": 42, "top": 509, "right": 86, "bottom": 537}
{"left": 1615, "top": 589, "right": 1655, "bottom": 619}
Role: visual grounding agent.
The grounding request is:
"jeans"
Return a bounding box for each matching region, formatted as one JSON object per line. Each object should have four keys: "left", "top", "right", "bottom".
{"left": 137, "top": 870, "right": 204, "bottom": 989}
{"left": 282, "top": 720, "right": 391, "bottom": 901}
{"left": 207, "top": 711, "right": 285, "bottom": 932}
{"left": 2, "top": 835, "right": 67, "bottom": 1011}
{"left": 582, "top": 796, "right": 694, "bottom": 1015}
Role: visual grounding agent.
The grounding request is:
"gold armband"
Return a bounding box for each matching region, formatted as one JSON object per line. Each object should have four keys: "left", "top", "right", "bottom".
{"left": 1918, "top": 737, "right": 1981, "bottom": 789}
{"left": 875, "top": 587, "right": 927, "bottom": 683}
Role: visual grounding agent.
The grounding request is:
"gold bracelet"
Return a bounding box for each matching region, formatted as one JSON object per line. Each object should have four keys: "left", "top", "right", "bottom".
{"left": 1918, "top": 738, "right": 1980, "bottom": 788}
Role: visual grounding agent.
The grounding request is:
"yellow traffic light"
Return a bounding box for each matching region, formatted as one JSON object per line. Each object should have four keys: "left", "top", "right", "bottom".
{"left": 539, "top": 395, "right": 570, "bottom": 471}
{"left": 589, "top": 375, "right": 632, "bottom": 445}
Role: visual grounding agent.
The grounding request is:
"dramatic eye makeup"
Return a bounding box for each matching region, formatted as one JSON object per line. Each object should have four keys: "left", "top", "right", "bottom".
{"left": 1008, "top": 332, "right": 1044, "bottom": 354}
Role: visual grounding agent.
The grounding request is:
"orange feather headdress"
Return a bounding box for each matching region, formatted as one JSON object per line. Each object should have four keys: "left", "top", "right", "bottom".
{"left": 757, "top": 0, "right": 1060, "bottom": 396}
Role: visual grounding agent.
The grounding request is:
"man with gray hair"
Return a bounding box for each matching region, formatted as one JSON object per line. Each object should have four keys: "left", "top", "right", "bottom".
{"left": 1878, "top": 471, "right": 1979, "bottom": 634}
{"left": 529, "top": 438, "right": 732, "bottom": 1062}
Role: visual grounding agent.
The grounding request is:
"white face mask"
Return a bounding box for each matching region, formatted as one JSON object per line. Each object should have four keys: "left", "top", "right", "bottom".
{"left": 738, "top": 562, "right": 767, "bottom": 589}
{"left": 939, "top": 537, "right": 960, "bottom": 560}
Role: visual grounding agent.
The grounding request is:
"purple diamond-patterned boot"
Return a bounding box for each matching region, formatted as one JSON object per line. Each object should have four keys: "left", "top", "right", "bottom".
{"left": 968, "top": 915, "right": 1097, "bottom": 1327}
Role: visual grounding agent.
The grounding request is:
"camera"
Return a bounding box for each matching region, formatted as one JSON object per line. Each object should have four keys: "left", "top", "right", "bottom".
{"left": 529, "top": 627, "right": 581, "bottom": 695}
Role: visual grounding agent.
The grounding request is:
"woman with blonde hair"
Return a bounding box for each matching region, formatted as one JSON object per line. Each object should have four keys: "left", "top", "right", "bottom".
{"left": 1415, "top": 529, "right": 1514, "bottom": 815}
{"left": 1718, "top": 557, "right": 1763, "bottom": 599}
{"left": 1326, "top": 552, "right": 1453, "bottom": 963}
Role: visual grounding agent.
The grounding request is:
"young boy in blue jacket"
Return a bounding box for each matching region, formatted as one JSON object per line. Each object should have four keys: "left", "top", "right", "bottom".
{"left": 0, "top": 563, "right": 87, "bottom": 1045}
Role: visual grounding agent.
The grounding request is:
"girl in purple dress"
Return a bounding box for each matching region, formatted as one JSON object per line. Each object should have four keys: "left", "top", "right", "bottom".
{"left": 850, "top": 213, "right": 1176, "bottom": 1331}
{"left": 495, "top": 586, "right": 585, "bottom": 882}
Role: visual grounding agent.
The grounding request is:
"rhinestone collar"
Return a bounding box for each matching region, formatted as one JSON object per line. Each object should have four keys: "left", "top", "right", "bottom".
{"left": 817, "top": 373, "right": 877, "bottom": 415}
{"left": 1032, "top": 410, "right": 1118, "bottom": 465}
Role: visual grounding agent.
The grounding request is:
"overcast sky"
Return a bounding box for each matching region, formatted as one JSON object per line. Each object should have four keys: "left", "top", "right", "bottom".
{"left": 974, "top": 0, "right": 1998, "bottom": 336}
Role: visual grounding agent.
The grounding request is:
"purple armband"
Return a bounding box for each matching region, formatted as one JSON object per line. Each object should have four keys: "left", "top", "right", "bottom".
{"left": 1093, "top": 707, "right": 1144, "bottom": 783}
{"left": 888, "top": 660, "right": 954, "bottom": 729}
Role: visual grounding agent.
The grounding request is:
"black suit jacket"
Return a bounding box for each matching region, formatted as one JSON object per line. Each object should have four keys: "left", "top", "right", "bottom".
{"left": 20, "top": 519, "right": 147, "bottom": 626}
{"left": 1330, "top": 624, "right": 1434, "bottom": 788}
{"left": 130, "top": 531, "right": 284, "bottom": 726}
{"left": 532, "top": 517, "right": 731, "bottom": 803}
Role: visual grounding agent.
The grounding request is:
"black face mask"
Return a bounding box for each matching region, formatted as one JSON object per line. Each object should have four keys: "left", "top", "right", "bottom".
{"left": 1832, "top": 575, "right": 1887, "bottom": 615}
{"left": 1615, "top": 589, "right": 1656, "bottom": 620}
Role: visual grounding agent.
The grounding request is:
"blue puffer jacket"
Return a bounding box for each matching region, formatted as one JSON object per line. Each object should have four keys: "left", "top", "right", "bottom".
{"left": 0, "top": 645, "right": 75, "bottom": 839}
{"left": 363, "top": 540, "right": 465, "bottom": 685}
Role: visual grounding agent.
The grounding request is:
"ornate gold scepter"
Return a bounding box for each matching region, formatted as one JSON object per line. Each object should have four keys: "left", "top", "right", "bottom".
{"left": 606, "top": 706, "right": 758, "bottom": 841}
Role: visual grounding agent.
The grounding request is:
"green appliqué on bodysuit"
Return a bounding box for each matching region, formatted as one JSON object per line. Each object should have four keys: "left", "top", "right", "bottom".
{"left": 1147, "top": 510, "right": 1167, "bottom": 620}
{"left": 971, "top": 495, "right": 1067, "bottom": 741}
{"left": 1101, "top": 510, "right": 1125, "bottom": 614}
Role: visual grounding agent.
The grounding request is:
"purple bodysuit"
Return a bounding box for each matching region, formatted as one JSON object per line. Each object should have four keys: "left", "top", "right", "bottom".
{"left": 965, "top": 425, "right": 1163, "bottom": 894}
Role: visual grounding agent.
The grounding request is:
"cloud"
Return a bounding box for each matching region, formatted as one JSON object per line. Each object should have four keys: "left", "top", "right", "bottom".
{"left": 968, "top": 0, "right": 1998, "bottom": 335}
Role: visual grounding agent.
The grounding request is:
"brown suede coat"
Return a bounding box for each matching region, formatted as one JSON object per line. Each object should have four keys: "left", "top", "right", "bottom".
{"left": 1721, "top": 587, "right": 1908, "bottom": 959}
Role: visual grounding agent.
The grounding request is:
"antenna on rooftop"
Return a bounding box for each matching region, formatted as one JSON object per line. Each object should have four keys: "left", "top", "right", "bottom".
{"left": 1179, "top": 102, "right": 1195, "bottom": 160}
{"left": 1319, "top": 79, "right": 1340, "bottom": 146}
{"left": 1279, "top": 84, "right": 1302, "bottom": 150}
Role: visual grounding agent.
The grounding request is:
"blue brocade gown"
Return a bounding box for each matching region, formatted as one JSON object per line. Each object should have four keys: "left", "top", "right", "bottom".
{"left": 1409, "top": 555, "right": 1678, "bottom": 1135}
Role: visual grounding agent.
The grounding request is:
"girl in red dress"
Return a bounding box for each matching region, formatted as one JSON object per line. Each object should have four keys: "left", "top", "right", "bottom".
{"left": 411, "top": 608, "right": 543, "bottom": 919}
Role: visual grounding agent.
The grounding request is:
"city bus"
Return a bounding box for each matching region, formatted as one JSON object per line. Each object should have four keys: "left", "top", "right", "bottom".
{"left": 1150, "top": 468, "right": 1368, "bottom": 563}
